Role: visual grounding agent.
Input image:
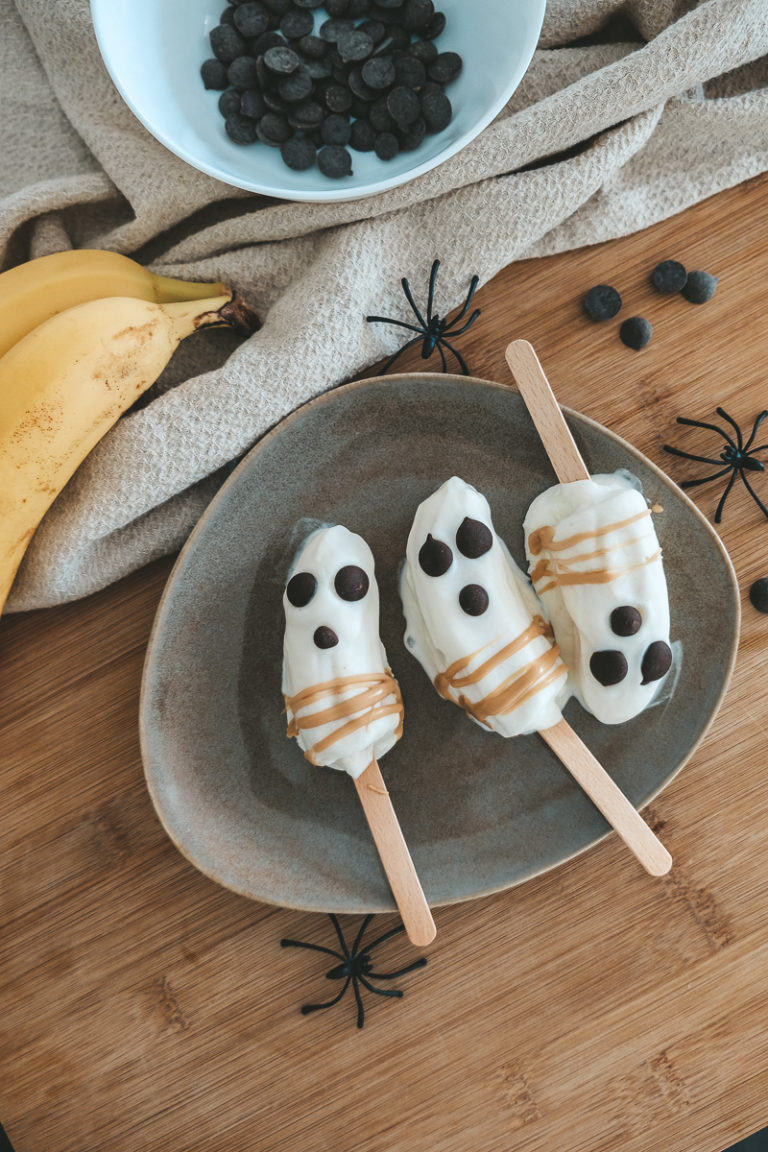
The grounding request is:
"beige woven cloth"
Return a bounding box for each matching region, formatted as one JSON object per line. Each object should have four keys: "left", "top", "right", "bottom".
{"left": 3, "top": 0, "right": 768, "bottom": 610}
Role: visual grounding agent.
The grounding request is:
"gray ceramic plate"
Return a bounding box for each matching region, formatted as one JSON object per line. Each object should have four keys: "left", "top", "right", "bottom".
{"left": 140, "top": 373, "right": 740, "bottom": 912}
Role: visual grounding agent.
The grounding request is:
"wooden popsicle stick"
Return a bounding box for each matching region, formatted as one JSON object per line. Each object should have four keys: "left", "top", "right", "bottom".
{"left": 505, "top": 339, "right": 590, "bottom": 484}
{"left": 539, "top": 719, "right": 672, "bottom": 876}
{"left": 354, "top": 758, "right": 436, "bottom": 948}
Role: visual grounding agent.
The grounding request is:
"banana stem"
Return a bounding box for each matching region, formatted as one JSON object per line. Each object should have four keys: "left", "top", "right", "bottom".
{"left": 164, "top": 293, "right": 260, "bottom": 339}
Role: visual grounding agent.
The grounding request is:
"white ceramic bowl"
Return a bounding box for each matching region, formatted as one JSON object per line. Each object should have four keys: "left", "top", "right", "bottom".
{"left": 90, "top": 0, "right": 545, "bottom": 203}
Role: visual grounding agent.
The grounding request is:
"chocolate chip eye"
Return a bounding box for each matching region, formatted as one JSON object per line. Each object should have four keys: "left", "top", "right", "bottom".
{"left": 313, "top": 626, "right": 338, "bottom": 649}
{"left": 456, "top": 517, "right": 492, "bottom": 559}
{"left": 334, "top": 564, "right": 369, "bottom": 601}
{"left": 641, "top": 641, "right": 672, "bottom": 684}
{"left": 610, "top": 605, "right": 642, "bottom": 636}
{"left": 589, "top": 650, "right": 628, "bottom": 686}
{"left": 286, "top": 571, "right": 316, "bottom": 607}
{"left": 418, "top": 533, "right": 453, "bottom": 577}
{"left": 459, "top": 584, "right": 489, "bottom": 616}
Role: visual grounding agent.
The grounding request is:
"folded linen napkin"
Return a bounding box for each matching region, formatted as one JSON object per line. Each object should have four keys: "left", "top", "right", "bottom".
{"left": 3, "top": 0, "right": 768, "bottom": 610}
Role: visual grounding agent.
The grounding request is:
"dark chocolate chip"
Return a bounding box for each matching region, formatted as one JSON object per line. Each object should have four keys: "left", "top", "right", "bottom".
{"left": 233, "top": 2, "right": 270, "bottom": 37}
{"left": 286, "top": 571, "right": 317, "bottom": 606}
{"left": 619, "top": 316, "right": 652, "bottom": 351}
{"left": 227, "top": 55, "right": 260, "bottom": 89}
{"left": 257, "top": 111, "right": 292, "bottom": 143}
{"left": 293, "top": 0, "right": 325, "bottom": 7}
{"left": 317, "top": 144, "right": 353, "bottom": 177}
{"left": 424, "top": 10, "right": 446, "bottom": 37}
{"left": 322, "top": 113, "right": 351, "bottom": 145}
{"left": 408, "top": 37, "right": 437, "bottom": 63}
{"left": 421, "top": 87, "right": 451, "bottom": 131}
{"left": 348, "top": 67, "right": 377, "bottom": 101}
{"left": 320, "top": 17, "right": 355, "bottom": 41}
{"left": 280, "top": 8, "right": 314, "bottom": 38}
{"left": 418, "top": 533, "right": 453, "bottom": 576}
{"left": 393, "top": 54, "right": 426, "bottom": 88}
{"left": 288, "top": 99, "right": 324, "bottom": 128}
{"left": 334, "top": 564, "right": 370, "bottom": 601}
{"left": 249, "top": 30, "right": 289, "bottom": 54}
{"left": 277, "top": 64, "right": 313, "bottom": 101}
{"left": 361, "top": 54, "right": 396, "bottom": 89}
{"left": 240, "top": 87, "right": 266, "bottom": 119}
{"left": 583, "top": 283, "right": 622, "bottom": 321}
{"left": 298, "top": 33, "right": 328, "bottom": 59}
{"left": 651, "top": 259, "right": 687, "bottom": 294}
{"left": 210, "top": 24, "right": 248, "bottom": 63}
{"left": 350, "top": 117, "right": 376, "bottom": 150}
{"left": 359, "top": 18, "right": 387, "bottom": 44}
{"left": 324, "top": 0, "right": 350, "bottom": 14}
{"left": 428, "top": 50, "right": 461, "bottom": 83}
{"left": 280, "top": 135, "right": 317, "bottom": 170}
{"left": 456, "top": 517, "right": 493, "bottom": 558}
{"left": 459, "top": 584, "right": 489, "bottom": 616}
{"left": 374, "top": 130, "right": 399, "bottom": 160}
{"left": 398, "top": 116, "right": 426, "bottom": 151}
{"left": 402, "top": 0, "right": 434, "bottom": 29}
{"left": 219, "top": 88, "right": 243, "bottom": 117}
{"left": 337, "top": 28, "right": 374, "bottom": 61}
{"left": 641, "top": 641, "right": 672, "bottom": 684}
{"left": 749, "top": 576, "right": 768, "bottom": 613}
{"left": 681, "top": 270, "right": 718, "bottom": 304}
{"left": 264, "top": 44, "right": 300, "bottom": 73}
{"left": 589, "top": 650, "right": 628, "bottom": 686}
{"left": 323, "top": 83, "right": 353, "bottom": 112}
{"left": 610, "top": 605, "right": 642, "bottom": 636}
{"left": 225, "top": 112, "right": 259, "bottom": 143}
{"left": 369, "top": 97, "right": 396, "bottom": 132}
{"left": 386, "top": 85, "right": 421, "bottom": 126}
{"left": 201, "top": 58, "right": 230, "bottom": 90}
{"left": 314, "top": 626, "right": 339, "bottom": 649}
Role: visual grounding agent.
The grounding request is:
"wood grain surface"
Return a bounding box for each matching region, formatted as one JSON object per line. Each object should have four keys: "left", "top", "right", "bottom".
{"left": 3, "top": 172, "right": 768, "bottom": 1152}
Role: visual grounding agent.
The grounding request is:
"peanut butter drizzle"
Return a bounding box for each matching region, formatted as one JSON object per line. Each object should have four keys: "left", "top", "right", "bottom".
{"left": 527, "top": 508, "right": 660, "bottom": 593}
{"left": 284, "top": 671, "right": 403, "bottom": 765}
{"left": 434, "top": 617, "right": 566, "bottom": 728}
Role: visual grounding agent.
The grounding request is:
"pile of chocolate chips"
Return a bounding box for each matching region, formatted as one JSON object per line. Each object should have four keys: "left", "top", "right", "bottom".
{"left": 200, "top": 0, "right": 462, "bottom": 179}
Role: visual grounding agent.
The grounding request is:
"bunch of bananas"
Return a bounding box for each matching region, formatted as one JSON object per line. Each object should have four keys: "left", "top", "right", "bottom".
{"left": 0, "top": 249, "right": 259, "bottom": 617}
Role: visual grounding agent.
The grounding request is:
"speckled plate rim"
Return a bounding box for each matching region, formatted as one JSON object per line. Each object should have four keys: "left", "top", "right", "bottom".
{"left": 139, "top": 371, "right": 741, "bottom": 910}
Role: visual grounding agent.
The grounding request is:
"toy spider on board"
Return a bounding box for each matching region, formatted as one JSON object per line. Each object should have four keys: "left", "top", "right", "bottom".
{"left": 281, "top": 913, "right": 427, "bottom": 1029}
{"left": 366, "top": 259, "right": 481, "bottom": 375}
{"left": 663, "top": 406, "right": 768, "bottom": 523}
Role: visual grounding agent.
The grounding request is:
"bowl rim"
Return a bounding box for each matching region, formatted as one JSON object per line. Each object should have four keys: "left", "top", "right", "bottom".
{"left": 90, "top": 0, "right": 547, "bottom": 203}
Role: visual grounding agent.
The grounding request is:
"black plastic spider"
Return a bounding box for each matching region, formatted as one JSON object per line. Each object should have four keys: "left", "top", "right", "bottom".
{"left": 663, "top": 406, "right": 768, "bottom": 523}
{"left": 366, "top": 259, "right": 481, "bottom": 375}
{"left": 281, "top": 913, "right": 427, "bottom": 1029}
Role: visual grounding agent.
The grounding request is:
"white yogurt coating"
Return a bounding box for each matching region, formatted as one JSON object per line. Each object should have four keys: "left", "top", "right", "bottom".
{"left": 282, "top": 525, "right": 403, "bottom": 779}
{"left": 400, "top": 477, "right": 568, "bottom": 736}
{"left": 523, "top": 473, "right": 672, "bottom": 725}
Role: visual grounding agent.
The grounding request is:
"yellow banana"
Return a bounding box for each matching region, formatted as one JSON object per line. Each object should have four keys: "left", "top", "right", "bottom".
{"left": 0, "top": 291, "right": 256, "bottom": 615}
{"left": 0, "top": 249, "right": 229, "bottom": 359}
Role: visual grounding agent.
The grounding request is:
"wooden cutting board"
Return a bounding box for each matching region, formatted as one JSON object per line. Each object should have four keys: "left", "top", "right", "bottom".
{"left": 2, "top": 173, "right": 768, "bottom": 1152}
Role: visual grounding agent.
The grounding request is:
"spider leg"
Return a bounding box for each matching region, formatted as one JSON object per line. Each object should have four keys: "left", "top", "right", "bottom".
{"left": 738, "top": 466, "right": 768, "bottom": 519}
{"left": 366, "top": 316, "right": 431, "bottom": 335}
{"left": 678, "top": 466, "right": 733, "bottom": 489}
{"left": 280, "top": 938, "right": 345, "bottom": 961}
{"left": 401, "top": 275, "right": 429, "bottom": 330}
{"left": 362, "top": 922, "right": 406, "bottom": 951}
{"left": 716, "top": 407, "right": 744, "bottom": 451}
{"left": 743, "top": 409, "right": 768, "bottom": 451}
{"left": 329, "top": 913, "right": 351, "bottom": 960}
{"left": 663, "top": 445, "right": 730, "bottom": 467}
{"left": 439, "top": 337, "right": 470, "bottom": 376}
{"left": 366, "top": 958, "right": 428, "bottom": 980}
{"left": 383, "top": 335, "right": 425, "bottom": 372}
{"left": 300, "top": 976, "right": 351, "bottom": 1015}
{"left": 435, "top": 340, "right": 448, "bottom": 372}
{"left": 446, "top": 274, "right": 480, "bottom": 327}
{"left": 714, "top": 468, "right": 739, "bottom": 522}
{"left": 350, "top": 914, "right": 376, "bottom": 957}
{"left": 352, "top": 976, "right": 365, "bottom": 1029}
{"left": 357, "top": 973, "right": 403, "bottom": 999}
{"left": 444, "top": 307, "right": 481, "bottom": 338}
{"left": 426, "top": 259, "right": 440, "bottom": 324}
{"left": 676, "top": 415, "right": 736, "bottom": 450}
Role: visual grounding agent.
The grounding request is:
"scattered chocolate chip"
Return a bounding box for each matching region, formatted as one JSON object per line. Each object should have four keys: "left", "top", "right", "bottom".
{"left": 589, "top": 650, "right": 628, "bottom": 686}
{"left": 610, "top": 605, "right": 642, "bottom": 636}
{"left": 583, "top": 283, "right": 622, "bottom": 321}
{"left": 314, "top": 626, "right": 339, "bottom": 649}
{"left": 749, "top": 577, "right": 768, "bottom": 613}
{"left": 459, "top": 584, "right": 489, "bottom": 616}
{"left": 286, "top": 571, "right": 317, "bottom": 607}
{"left": 317, "top": 143, "right": 353, "bottom": 177}
{"left": 334, "top": 564, "right": 369, "bottom": 601}
{"left": 619, "top": 316, "right": 652, "bottom": 351}
{"left": 455, "top": 517, "right": 492, "bottom": 558}
{"left": 641, "top": 640, "right": 672, "bottom": 684}
{"left": 681, "top": 270, "right": 718, "bottom": 304}
{"left": 651, "top": 259, "right": 687, "bottom": 294}
{"left": 418, "top": 533, "right": 453, "bottom": 576}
